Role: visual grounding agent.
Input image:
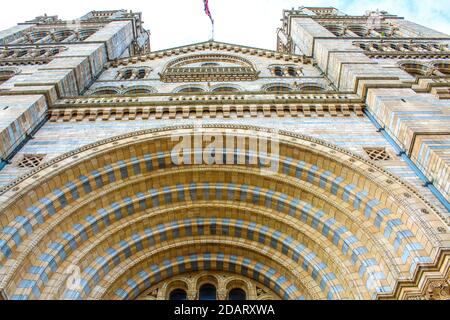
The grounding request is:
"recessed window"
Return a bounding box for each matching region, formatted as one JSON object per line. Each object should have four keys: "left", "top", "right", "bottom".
{"left": 137, "top": 70, "right": 146, "bottom": 79}
{"left": 52, "top": 30, "right": 73, "bottom": 42}
{"left": 212, "top": 87, "right": 239, "bottom": 93}
{"left": 324, "top": 24, "right": 344, "bottom": 37}
{"left": 274, "top": 67, "right": 284, "bottom": 77}
{"left": 178, "top": 87, "right": 205, "bottom": 93}
{"left": 199, "top": 284, "right": 216, "bottom": 300}
{"left": 348, "top": 25, "right": 368, "bottom": 37}
{"left": 399, "top": 62, "right": 429, "bottom": 77}
{"left": 0, "top": 70, "right": 16, "bottom": 85}
{"left": 201, "top": 62, "right": 220, "bottom": 67}
{"left": 122, "top": 70, "right": 133, "bottom": 80}
{"left": 91, "top": 89, "right": 119, "bottom": 95}
{"left": 364, "top": 148, "right": 392, "bottom": 161}
{"left": 265, "top": 85, "right": 292, "bottom": 93}
{"left": 123, "top": 87, "right": 156, "bottom": 94}
{"left": 287, "top": 67, "right": 297, "bottom": 77}
{"left": 300, "top": 85, "right": 325, "bottom": 92}
{"left": 169, "top": 289, "right": 187, "bottom": 300}
{"left": 433, "top": 62, "right": 450, "bottom": 75}
{"left": 228, "top": 288, "right": 246, "bottom": 300}
{"left": 18, "top": 154, "right": 45, "bottom": 168}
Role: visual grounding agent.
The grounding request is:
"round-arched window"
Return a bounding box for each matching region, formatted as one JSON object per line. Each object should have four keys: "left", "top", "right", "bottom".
{"left": 199, "top": 284, "right": 217, "bottom": 300}
{"left": 0, "top": 70, "right": 16, "bottom": 85}
{"left": 400, "top": 62, "right": 429, "bottom": 77}
{"left": 228, "top": 288, "right": 246, "bottom": 300}
{"left": 300, "top": 85, "right": 325, "bottom": 92}
{"left": 122, "top": 70, "right": 133, "bottom": 80}
{"left": 287, "top": 67, "right": 297, "bottom": 77}
{"left": 169, "top": 289, "right": 187, "bottom": 300}
{"left": 265, "top": 85, "right": 292, "bottom": 93}
{"left": 212, "top": 87, "right": 239, "bottom": 93}
{"left": 274, "top": 67, "right": 284, "bottom": 77}
{"left": 201, "top": 62, "right": 220, "bottom": 67}
{"left": 433, "top": 62, "right": 450, "bottom": 75}
{"left": 123, "top": 87, "right": 155, "bottom": 94}
{"left": 178, "top": 87, "right": 205, "bottom": 93}
{"left": 91, "top": 89, "right": 118, "bottom": 95}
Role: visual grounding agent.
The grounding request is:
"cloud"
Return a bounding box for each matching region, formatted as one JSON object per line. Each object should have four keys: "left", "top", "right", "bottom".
{"left": 0, "top": 0, "right": 448, "bottom": 51}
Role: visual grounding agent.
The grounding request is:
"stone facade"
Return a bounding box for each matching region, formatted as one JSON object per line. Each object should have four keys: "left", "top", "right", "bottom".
{"left": 0, "top": 7, "right": 448, "bottom": 300}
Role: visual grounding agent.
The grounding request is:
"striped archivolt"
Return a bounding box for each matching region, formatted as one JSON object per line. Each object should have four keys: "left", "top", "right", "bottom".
{"left": 0, "top": 125, "right": 448, "bottom": 300}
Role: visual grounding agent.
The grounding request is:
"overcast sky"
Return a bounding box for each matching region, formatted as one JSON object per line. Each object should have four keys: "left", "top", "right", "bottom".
{"left": 1, "top": 0, "right": 449, "bottom": 51}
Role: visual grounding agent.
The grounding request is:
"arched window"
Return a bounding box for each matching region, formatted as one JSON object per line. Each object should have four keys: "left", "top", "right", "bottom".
{"left": 122, "top": 70, "right": 133, "bottom": 80}
{"left": 399, "top": 62, "right": 429, "bottom": 77}
{"left": 264, "top": 84, "right": 292, "bottom": 93}
{"left": 123, "top": 87, "right": 156, "bottom": 94}
{"left": 433, "top": 62, "right": 450, "bottom": 75}
{"left": 300, "top": 85, "right": 325, "bottom": 92}
{"left": 137, "top": 69, "right": 146, "bottom": 79}
{"left": 228, "top": 288, "right": 246, "bottom": 300}
{"left": 201, "top": 62, "right": 220, "bottom": 67}
{"left": 79, "top": 29, "right": 97, "bottom": 41}
{"left": 212, "top": 86, "right": 239, "bottom": 93}
{"left": 169, "top": 289, "right": 187, "bottom": 300}
{"left": 91, "top": 89, "right": 119, "bottom": 95}
{"left": 274, "top": 67, "right": 284, "bottom": 77}
{"left": 52, "top": 30, "right": 73, "bottom": 42}
{"left": 29, "top": 31, "right": 50, "bottom": 43}
{"left": 348, "top": 25, "right": 368, "bottom": 37}
{"left": 177, "top": 87, "right": 205, "bottom": 93}
{"left": 323, "top": 24, "right": 344, "bottom": 37}
{"left": 161, "top": 53, "right": 257, "bottom": 82}
{"left": 199, "top": 284, "right": 216, "bottom": 300}
{"left": 287, "top": 67, "right": 297, "bottom": 77}
{"left": 0, "top": 70, "right": 15, "bottom": 85}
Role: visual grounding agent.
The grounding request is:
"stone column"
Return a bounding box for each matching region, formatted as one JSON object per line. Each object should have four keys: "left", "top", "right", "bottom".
{"left": 217, "top": 289, "right": 227, "bottom": 300}
{"left": 187, "top": 290, "right": 197, "bottom": 300}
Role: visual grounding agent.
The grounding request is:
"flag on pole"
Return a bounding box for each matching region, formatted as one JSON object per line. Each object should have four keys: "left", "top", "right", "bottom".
{"left": 203, "top": 0, "right": 214, "bottom": 24}
{"left": 203, "top": 0, "right": 214, "bottom": 40}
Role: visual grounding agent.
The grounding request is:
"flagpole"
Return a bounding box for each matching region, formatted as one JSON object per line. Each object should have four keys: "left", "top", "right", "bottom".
{"left": 203, "top": 0, "right": 214, "bottom": 41}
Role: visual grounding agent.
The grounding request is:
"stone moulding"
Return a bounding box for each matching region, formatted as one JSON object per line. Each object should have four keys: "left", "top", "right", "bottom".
{"left": 0, "top": 124, "right": 448, "bottom": 300}
{"left": 47, "top": 103, "right": 365, "bottom": 122}
{"left": 378, "top": 249, "right": 450, "bottom": 300}
{"left": 0, "top": 124, "right": 447, "bottom": 225}
{"left": 109, "top": 41, "right": 310, "bottom": 69}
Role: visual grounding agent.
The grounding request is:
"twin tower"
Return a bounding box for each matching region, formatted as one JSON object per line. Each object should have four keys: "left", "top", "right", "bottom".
{"left": 0, "top": 7, "right": 448, "bottom": 300}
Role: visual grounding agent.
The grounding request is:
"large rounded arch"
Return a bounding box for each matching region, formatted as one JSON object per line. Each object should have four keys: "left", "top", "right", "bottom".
{"left": 0, "top": 125, "right": 447, "bottom": 300}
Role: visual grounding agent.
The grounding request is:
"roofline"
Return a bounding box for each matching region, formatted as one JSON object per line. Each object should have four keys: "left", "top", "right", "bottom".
{"left": 112, "top": 40, "right": 307, "bottom": 64}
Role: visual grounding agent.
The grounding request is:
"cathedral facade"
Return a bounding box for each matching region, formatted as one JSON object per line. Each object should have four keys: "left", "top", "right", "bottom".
{"left": 0, "top": 7, "right": 448, "bottom": 300}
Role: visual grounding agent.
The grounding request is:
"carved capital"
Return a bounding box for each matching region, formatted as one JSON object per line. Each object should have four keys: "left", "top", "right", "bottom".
{"left": 425, "top": 279, "right": 450, "bottom": 300}
{"left": 217, "top": 289, "right": 227, "bottom": 300}
{"left": 187, "top": 290, "right": 197, "bottom": 300}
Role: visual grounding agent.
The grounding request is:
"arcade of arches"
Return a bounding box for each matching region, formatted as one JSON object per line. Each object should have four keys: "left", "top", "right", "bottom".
{"left": 0, "top": 125, "right": 448, "bottom": 300}
{"left": 136, "top": 272, "right": 277, "bottom": 300}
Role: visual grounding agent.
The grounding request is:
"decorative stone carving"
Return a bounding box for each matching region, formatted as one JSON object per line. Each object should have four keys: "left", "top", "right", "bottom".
{"left": 425, "top": 280, "right": 450, "bottom": 300}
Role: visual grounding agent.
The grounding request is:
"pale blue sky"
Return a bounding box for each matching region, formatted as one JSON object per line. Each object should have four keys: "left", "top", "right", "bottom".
{"left": 1, "top": 0, "right": 449, "bottom": 50}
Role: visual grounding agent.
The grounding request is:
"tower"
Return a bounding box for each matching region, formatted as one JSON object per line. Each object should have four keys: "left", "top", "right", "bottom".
{"left": 0, "top": 6, "right": 448, "bottom": 300}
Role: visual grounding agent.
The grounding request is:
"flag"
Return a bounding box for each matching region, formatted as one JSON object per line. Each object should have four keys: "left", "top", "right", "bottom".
{"left": 203, "top": 0, "right": 214, "bottom": 24}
